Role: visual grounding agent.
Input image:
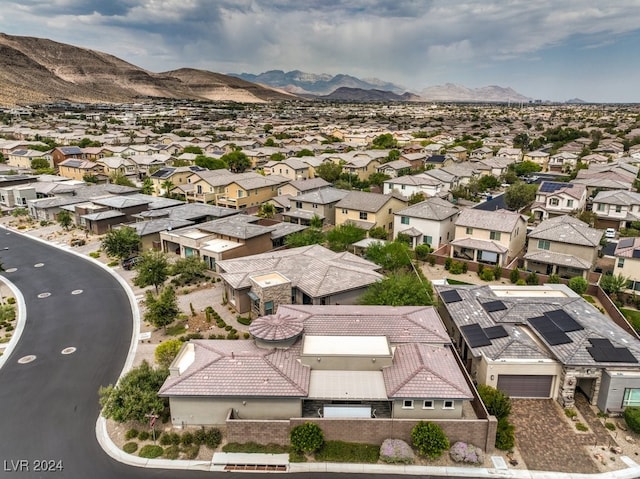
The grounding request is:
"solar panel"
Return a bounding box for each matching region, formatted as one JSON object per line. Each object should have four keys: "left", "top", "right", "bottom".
{"left": 440, "top": 289, "right": 463, "bottom": 304}
{"left": 482, "top": 300, "right": 507, "bottom": 313}
{"left": 538, "top": 182, "right": 570, "bottom": 194}
{"left": 484, "top": 325, "right": 509, "bottom": 339}
{"left": 587, "top": 338, "right": 638, "bottom": 363}
{"left": 633, "top": 249, "right": 640, "bottom": 259}
{"left": 544, "top": 309, "right": 583, "bottom": 332}
{"left": 461, "top": 323, "right": 492, "bottom": 348}
{"left": 529, "top": 316, "right": 572, "bottom": 345}
{"left": 618, "top": 237, "right": 635, "bottom": 249}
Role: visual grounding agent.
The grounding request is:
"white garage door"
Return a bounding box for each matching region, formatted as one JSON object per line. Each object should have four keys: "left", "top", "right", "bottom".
{"left": 497, "top": 375, "right": 553, "bottom": 398}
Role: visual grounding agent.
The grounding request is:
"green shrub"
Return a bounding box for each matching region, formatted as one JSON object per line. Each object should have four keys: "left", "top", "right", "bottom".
{"left": 182, "top": 444, "right": 200, "bottom": 460}
{"left": 222, "top": 442, "right": 289, "bottom": 454}
{"left": 548, "top": 274, "right": 561, "bottom": 284}
{"left": 243, "top": 332, "right": 250, "bottom": 339}
{"left": 237, "top": 316, "right": 252, "bottom": 326}
{"left": 89, "top": 251, "right": 101, "bottom": 258}
{"left": 6, "top": 297, "right": 16, "bottom": 305}
{"left": 493, "top": 265, "right": 502, "bottom": 279}
{"left": 178, "top": 333, "right": 203, "bottom": 341}
{"left": 163, "top": 445, "right": 180, "bottom": 459}
{"left": 160, "top": 433, "right": 175, "bottom": 446}
{"left": 624, "top": 406, "right": 640, "bottom": 433}
{"left": 568, "top": 276, "right": 588, "bottom": 295}
{"left": 125, "top": 428, "right": 139, "bottom": 440}
{"left": 444, "top": 257, "right": 452, "bottom": 271}
{"left": 204, "top": 428, "right": 222, "bottom": 449}
{"left": 525, "top": 272, "right": 539, "bottom": 285}
{"left": 480, "top": 268, "right": 495, "bottom": 281}
{"left": 605, "top": 422, "right": 617, "bottom": 431}
{"left": 123, "top": 442, "right": 138, "bottom": 454}
{"left": 477, "top": 384, "right": 511, "bottom": 420}
{"left": 139, "top": 445, "right": 163, "bottom": 459}
{"left": 315, "top": 441, "right": 379, "bottom": 463}
{"left": 138, "top": 431, "right": 150, "bottom": 441}
{"left": 411, "top": 421, "right": 449, "bottom": 459}
{"left": 428, "top": 255, "right": 436, "bottom": 266}
{"left": 510, "top": 268, "right": 520, "bottom": 284}
{"left": 477, "top": 263, "right": 484, "bottom": 276}
{"left": 461, "top": 262, "right": 468, "bottom": 273}
{"left": 575, "top": 422, "right": 588, "bottom": 432}
{"left": 290, "top": 422, "right": 324, "bottom": 453}
{"left": 564, "top": 408, "right": 577, "bottom": 418}
{"left": 516, "top": 279, "right": 526, "bottom": 285}
{"left": 415, "top": 244, "right": 431, "bottom": 261}
{"left": 495, "top": 418, "right": 515, "bottom": 450}
{"left": 181, "top": 431, "right": 194, "bottom": 446}
{"left": 108, "top": 260, "right": 119, "bottom": 267}
{"left": 449, "top": 261, "right": 464, "bottom": 274}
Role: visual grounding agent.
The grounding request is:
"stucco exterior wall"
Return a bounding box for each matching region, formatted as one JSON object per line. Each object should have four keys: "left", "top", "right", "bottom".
{"left": 391, "top": 399, "right": 464, "bottom": 419}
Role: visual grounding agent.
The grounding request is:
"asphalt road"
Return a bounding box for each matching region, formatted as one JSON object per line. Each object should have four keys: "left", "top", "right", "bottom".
{"left": 0, "top": 230, "right": 472, "bottom": 479}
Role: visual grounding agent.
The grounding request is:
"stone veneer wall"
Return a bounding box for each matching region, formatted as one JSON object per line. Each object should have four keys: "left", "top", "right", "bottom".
{"left": 226, "top": 416, "right": 497, "bottom": 452}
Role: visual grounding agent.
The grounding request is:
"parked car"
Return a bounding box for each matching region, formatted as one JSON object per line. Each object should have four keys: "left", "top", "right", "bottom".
{"left": 605, "top": 228, "right": 616, "bottom": 239}
{"left": 122, "top": 256, "right": 141, "bottom": 270}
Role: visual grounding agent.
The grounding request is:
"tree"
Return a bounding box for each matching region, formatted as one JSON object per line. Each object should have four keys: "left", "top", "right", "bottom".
{"left": 101, "top": 226, "right": 140, "bottom": 261}
{"left": 408, "top": 192, "right": 426, "bottom": 205}
{"left": 326, "top": 223, "right": 366, "bottom": 251}
{"left": 99, "top": 360, "right": 168, "bottom": 423}
{"left": 368, "top": 172, "right": 391, "bottom": 187}
{"left": 257, "top": 202, "right": 276, "bottom": 219}
{"left": 133, "top": 251, "right": 170, "bottom": 293}
{"left": 141, "top": 177, "right": 154, "bottom": 195}
{"left": 360, "top": 271, "right": 433, "bottom": 306}
{"left": 57, "top": 210, "right": 73, "bottom": 231}
{"left": 477, "top": 384, "right": 512, "bottom": 420}
{"left": 269, "top": 152, "right": 285, "bottom": 161}
{"left": 310, "top": 214, "right": 323, "bottom": 229}
{"left": 365, "top": 241, "right": 412, "bottom": 271}
{"left": 512, "top": 160, "right": 542, "bottom": 177}
{"left": 285, "top": 228, "right": 325, "bottom": 248}
{"left": 182, "top": 145, "right": 203, "bottom": 155}
{"left": 171, "top": 255, "right": 208, "bottom": 284}
{"left": 478, "top": 174, "right": 499, "bottom": 191}
{"left": 371, "top": 133, "right": 398, "bottom": 149}
{"left": 290, "top": 422, "right": 324, "bottom": 453}
{"left": 160, "top": 179, "right": 175, "bottom": 198}
{"left": 575, "top": 210, "right": 598, "bottom": 227}
{"left": 600, "top": 273, "right": 628, "bottom": 295}
{"left": 110, "top": 172, "right": 135, "bottom": 187}
{"left": 31, "top": 157, "right": 51, "bottom": 171}
{"left": 504, "top": 182, "right": 537, "bottom": 211}
{"left": 144, "top": 286, "right": 179, "bottom": 330}
{"left": 195, "top": 155, "right": 227, "bottom": 170}
{"left": 368, "top": 226, "right": 388, "bottom": 240}
{"left": 568, "top": 276, "right": 588, "bottom": 295}
{"left": 314, "top": 161, "right": 343, "bottom": 183}
{"left": 155, "top": 339, "right": 184, "bottom": 368}
{"left": 411, "top": 421, "right": 449, "bottom": 459}
{"left": 222, "top": 150, "right": 251, "bottom": 173}
{"left": 295, "top": 148, "right": 314, "bottom": 157}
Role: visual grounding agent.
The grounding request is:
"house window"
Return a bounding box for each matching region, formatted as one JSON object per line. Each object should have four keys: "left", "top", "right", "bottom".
{"left": 623, "top": 388, "right": 640, "bottom": 407}
{"left": 401, "top": 184, "right": 406, "bottom": 190}
{"left": 616, "top": 205, "right": 622, "bottom": 213}
{"left": 313, "top": 204, "right": 318, "bottom": 209}
{"left": 237, "top": 190, "right": 244, "bottom": 198}
{"left": 596, "top": 203, "right": 605, "bottom": 211}
{"left": 402, "top": 400, "right": 414, "bottom": 409}
{"left": 197, "top": 185, "right": 202, "bottom": 194}
{"left": 489, "top": 231, "right": 501, "bottom": 241}
{"left": 618, "top": 258, "right": 625, "bottom": 268}
{"left": 401, "top": 216, "right": 410, "bottom": 225}
{"left": 424, "top": 235, "right": 432, "bottom": 245}
{"left": 567, "top": 199, "right": 574, "bottom": 208}
{"left": 466, "top": 227, "right": 473, "bottom": 235}
{"left": 423, "top": 400, "right": 434, "bottom": 409}
{"left": 538, "top": 240, "right": 550, "bottom": 250}
{"left": 359, "top": 211, "right": 368, "bottom": 220}
{"left": 443, "top": 400, "right": 454, "bottom": 409}
{"left": 388, "top": 208, "right": 392, "bottom": 214}
{"left": 342, "top": 208, "right": 348, "bottom": 214}
{"left": 549, "top": 198, "right": 559, "bottom": 206}
{"left": 296, "top": 201, "right": 302, "bottom": 209}
{"left": 264, "top": 300, "right": 274, "bottom": 315}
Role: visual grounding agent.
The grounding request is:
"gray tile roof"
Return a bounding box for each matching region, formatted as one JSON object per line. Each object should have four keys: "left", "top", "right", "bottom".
{"left": 528, "top": 215, "right": 603, "bottom": 247}
{"left": 218, "top": 245, "right": 382, "bottom": 297}
{"left": 450, "top": 237, "right": 508, "bottom": 253}
{"left": 335, "top": 191, "right": 395, "bottom": 213}
{"left": 287, "top": 177, "right": 330, "bottom": 192}
{"left": 127, "top": 218, "right": 194, "bottom": 236}
{"left": 295, "top": 187, "right": 349, "bottom": 205}
{"left": 196, "top": 215, "right": 274, "bottom": 240}
{"left": 93, "top": 196, "right": 151, "bottom": 209}
{"left": 455, "top": 208, "right": 525, "bottom": 233}
{"left": 396, "top": 197, "right": 459, "bottom": 221}
{"left": 523, "top": 250, "right": 592, "bottom": 269}
{"left": 435, "top": 284, "right": 640, "bottom": 366}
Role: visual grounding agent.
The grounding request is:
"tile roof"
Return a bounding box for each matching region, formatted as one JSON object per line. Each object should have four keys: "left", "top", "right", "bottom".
{"left": 524, "top": 250, "right": 592, "bottom": 269}
{"left": 335, "top": 191, "right": 396, "bottom": 213}
{"left": 395, "top": 197, "right": 458, "bottom": 221}
{"left": 295, "top": 187, "right": 348, "bottom": 205}
{"left": 455, "top": 208, "right": 525, "bottom": 233}
{"left": 528, "top": 215, "right": 603, "bottom": 247}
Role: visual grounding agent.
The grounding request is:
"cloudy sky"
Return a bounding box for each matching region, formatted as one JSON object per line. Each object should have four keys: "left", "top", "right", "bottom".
{"left": 1, "top": 1, "right": 639, "bottom": 102}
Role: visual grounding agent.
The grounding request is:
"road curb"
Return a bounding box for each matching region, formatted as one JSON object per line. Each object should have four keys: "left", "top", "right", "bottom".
{"left": 0, "top": 273, "right": 26, "bottom": 370}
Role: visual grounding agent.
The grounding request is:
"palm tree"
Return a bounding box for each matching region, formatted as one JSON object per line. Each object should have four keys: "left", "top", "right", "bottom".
{"left": 160, "top": 180, "right": 175, "bottom": 198}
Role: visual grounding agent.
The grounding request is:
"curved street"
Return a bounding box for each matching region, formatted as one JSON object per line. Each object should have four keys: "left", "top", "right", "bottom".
{"left": 0, "top": 230, "right": 452, "bottom": 479}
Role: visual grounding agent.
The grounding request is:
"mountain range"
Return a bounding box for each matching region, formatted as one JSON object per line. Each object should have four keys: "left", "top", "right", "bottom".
{"left": 0, "top": 32, "right": 533, "bottom": 106}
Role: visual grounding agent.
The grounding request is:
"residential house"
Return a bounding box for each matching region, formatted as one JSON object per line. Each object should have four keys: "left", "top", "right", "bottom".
{"left": 592, "top": 190, "right": 640, "bottom": 229}
{"left": 283, "top": 187, "right": 349, "bottom": 225}
{"left": 496, "top": 147, "right": 523, "bottom": 163}
{"left": 128, "top": 154, "right": 174, "bottom": 178}
{"left": 6, "top": 149, "right": 52, "bottom": 170}
{"left": 523, "top": 150, "right": 550, "bottom": 171}
{"left": 530, "top": 181, "right": 587, "bottom": 221}
{"left": 393, "top": 197, "right": 460, "bottom": 248}
{"left": 159, "top": 304, "right": 492, "bottom": 451}
{"left": 150, "top": 166, "right": 208, "bottom": 197}
{"left": 573, "top": 163, "right": 637, "bottom": 196}
{"left": 436, "top": 283, "right": 640, "bottom": 413}
{"left": 335, "top": 191, "right": 408, "bottom": 236}
{"left": 548, "top": 152, "right": 578, "bottom": 172}
{"left": 451, "top": 208, "right": 527, "bottom": 266}
{"left": 613, "top": 237, "right": 640, "bottom": 292}
{"left": 447, "top": 145, "right": 468, "bottom": 161}
{"left": 96, "top": 156, "right": 139, "bottom": 181}
{"left": 58, "top": 159, "right": 106, "bottom": 182}
{"left": 377, "top": 159, "right": 412, "bottom": 178}
{"left": 277, "top": 177, "right": 330, "bottom": 197}
{"left": 216, "top": 173, "right": 290, "bottom": 210}
{"left": 180, "top": 169, "right": 237, "bottom": 203}
{"left": 263, "top": 158, "right": 310, "bottom": 181}
{"left": 0, "top": 184, "right": 37, "bottom": 209}
{"left": 216, "top": 245, "right": 383, "bottom": 314}
{"left": 524, "top": 215, "right": 603, "bottom": 279}
{"left": 399, "top": 152, "right": 427, "bottom": 170}
{"left": 470, "top": 146, "right": 494, "bottom": 161}
{"left": 382, "top": 174, "right": 443, "bottom": 198}
{"left": 424, "top": 154, "right": 446, "bottom": 169}
{"left": 51, "top": 146, "right": 84, "bottom": 168}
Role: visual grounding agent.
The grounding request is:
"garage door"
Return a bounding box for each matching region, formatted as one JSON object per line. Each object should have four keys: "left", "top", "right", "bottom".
{"left": 497, "top": 375, "right": 553, "bottom": 398}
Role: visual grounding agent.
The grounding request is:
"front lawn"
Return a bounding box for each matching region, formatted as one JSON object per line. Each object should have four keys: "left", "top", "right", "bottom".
{"left": 621, "top": 308, "right": 640, "bottom": 333}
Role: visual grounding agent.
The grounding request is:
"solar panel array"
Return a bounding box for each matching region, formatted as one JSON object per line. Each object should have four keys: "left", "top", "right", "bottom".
{"left": 587, "top": 338, "right": 638, "bottom": 363}
{"left": 482, "top": 300, "right": 507, "bottom": 313}
{"left": 460, "top": 324, "right": 492, "bottom": 348}
{"left": 544, "top": 309, "right": 583, "bottom": 332}
{"left": 440, "top": 289, "right": 463, "bottom": 304}
{"left": 539, "top": 182, "right": 573, "bottom": 193}
{"left": 529, "top": 316, "right": 572, "bottom": 345}
{"left": 484, "top": 325, "right": 509, "bottom": 339}
{"left": 618, "top": 237, "right": 635, "bottom": 249}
